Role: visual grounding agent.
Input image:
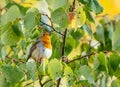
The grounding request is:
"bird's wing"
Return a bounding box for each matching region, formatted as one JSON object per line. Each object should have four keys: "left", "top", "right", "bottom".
{"left": 26, "top": 40, "right": 41, "bottom": 62}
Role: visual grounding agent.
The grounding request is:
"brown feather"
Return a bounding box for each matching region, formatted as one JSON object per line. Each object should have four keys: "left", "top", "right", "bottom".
{"left": 26, "top": 40, "right": 40, "bottom": 62}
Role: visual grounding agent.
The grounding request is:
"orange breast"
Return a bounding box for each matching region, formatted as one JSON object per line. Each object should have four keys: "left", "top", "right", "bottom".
{"left": 41, "top": 33, "right": 52, "bottom": 49}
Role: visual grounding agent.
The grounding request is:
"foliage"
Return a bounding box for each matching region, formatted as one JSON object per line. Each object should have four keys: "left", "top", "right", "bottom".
{"left": 0, "top": 0, "right": 120, "bottom": 87}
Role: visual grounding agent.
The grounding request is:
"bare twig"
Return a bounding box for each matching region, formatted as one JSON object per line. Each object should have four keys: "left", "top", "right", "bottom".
{"left": 38, "top": 75, "right": 43, "bottom": 87}
{"left": 67, "top": 50, "right": 112, "bottom": 64}
{"left": 56, "top": 78, "right": 61, "bottom": 87}
{"left": 61, "top": 29, "right": 68, "bottom": 63}
{"left": 24, "top": 81, "right": 34, "bottom": 87}
{"left": 56, "top": 29, "right": 67, "bottom": 87}
{"left": 12, "top": 59, "right": 25, "bottom": 63}
{"left": 42, "top": 79, "right": 52, "bottom": 86}
{"left": 41, "top": 13, "right": 53, "bottom": 26}
{"left": 6, "top": 49, "right": 12, "bottom": 58}
{"left": 67, "top": 52, "right": 96, "bottom": 64}
{"left": 69, "top": 0, "right": 76, "bottom": 12}
{"left": 96, "top": 14, "right": 108, "bottom": 18}
{"left": 40, "top": 13, "right": 64, "bottom": 36}
{"left": 40, "top": 21, "right": 64, "bottom": 36}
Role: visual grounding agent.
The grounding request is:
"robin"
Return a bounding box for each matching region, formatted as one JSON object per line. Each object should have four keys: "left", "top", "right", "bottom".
{"left": 27, "top": 30, "right": 52, "bottom": 62}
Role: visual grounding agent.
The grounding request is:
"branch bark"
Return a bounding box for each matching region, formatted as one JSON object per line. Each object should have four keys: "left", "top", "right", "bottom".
{"left": 42, "top": 79, "right": 52, "bottom": 86}
{"left": 62, "top": 29, "right": 67, "bottom": 62}
{"left": 67, "top": 52, "right": 96, "bottom": 64}
{"left": 56, "top": 29, "right": 67, "bottom": 87}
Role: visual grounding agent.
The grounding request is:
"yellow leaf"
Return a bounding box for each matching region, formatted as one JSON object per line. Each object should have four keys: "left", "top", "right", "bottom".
{"left": 68, "top": 6, "right": 86, "bottom": 31}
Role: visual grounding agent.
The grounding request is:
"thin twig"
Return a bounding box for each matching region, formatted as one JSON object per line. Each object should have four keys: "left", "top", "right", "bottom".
{"left": 12, "top": 59, "right": 25, "bottom": 63}
{"left": 96, "top": 14, "right": 108, "bottom": 18}
{"left": 40, "top": 21, "right": 64, "bottom": 36}
{"left": 42, "top": 79, "right": 52, "bottom": 86}
{"left": 69, "top": 0, "right": 76, "bottom": 12}
{"left": 24, "top": 81, "right": 34, "bottom": 87}
{"left": 41, "top": 13, "right": 53, "bottom": 26}
{"left": 36, "top": 63, "right": 43, "bottom": 87}
{"left": 6, "top": 49, "right": 12, "bottom": 58}
{"left": 67, "top": 52, "right": 96, "bottom": 64}
{"left": 38, "top": 75, "right": 43, "bottom": 87}
{"left": 56, "top": 78, "right": 61, "bottom": 87}
{"left": 67, "top": 50, "right": 112, "bottom": 64}
{"left": 40, "top": 13, "right": 64, "bottom": 36}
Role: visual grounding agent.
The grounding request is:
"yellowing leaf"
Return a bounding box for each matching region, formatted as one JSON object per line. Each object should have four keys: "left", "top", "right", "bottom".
{"left": 69, "top": 6, "right": 86, "bottom": 31}
{"left": 48, "top": 59, "right": 63, "bottom": 80}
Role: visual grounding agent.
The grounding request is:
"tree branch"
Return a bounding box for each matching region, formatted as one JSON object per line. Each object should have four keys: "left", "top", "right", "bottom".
{"left": 56, "top": 29, "right": 67, "bottom": 87}
{"left": 38, "top": 75, "right": 43, "bottom": 87}
{"left": 42, "top": 79, "right": 52, "bottom": 86}
{"left": 40, "top": 21, "right": 64, "bottom": 36}
{"left": 67, "top": 52, "right": 96, "bottom": 64}
{"left": 61, "top": 29, "right": 68, "bottom": 62}
{"left": 67, "top": 50, "right": 112, "bottom": 64}
{"left": 40, "top": 13, "right": 64, "bottom": 36}
{"left": 24, "top": 81, "right": 34, "bottom": 87}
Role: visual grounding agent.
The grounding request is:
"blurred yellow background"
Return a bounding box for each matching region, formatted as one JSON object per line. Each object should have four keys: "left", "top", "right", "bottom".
{"left": 14, "top": 0, "right": 120, "bottom": 18}
{"left": 99, "top": 0, "right": 120, "bottom": 18}
{"left": 1, "top": 0, "right": 120, "bottom": 18}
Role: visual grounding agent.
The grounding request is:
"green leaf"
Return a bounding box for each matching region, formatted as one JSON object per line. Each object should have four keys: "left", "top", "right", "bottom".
{"left": 2, "top": 64, "right": 24, "bottom": 85}
{"left": 12, "top": 20, "right": 24, "bottom": 37}
{"left": 48, "top": 59, "right": 63, "bottom": 80}
{"left": 70, "top": 29, "right": 84, "bottom": 39}
{"left": 85, "top": 10, "right": 95, "bottom": 23}
{"left": 95, "top": 24, "right": 105, "bottom": 45}
{"left": 7, "top": 5, "right": 21, "bottom": 21}
{"left": 26, "top": 59, "right": 36, "bottom": 81}
{"left": 46, "top": 0, "right": 67, "bottom": 11}
{"left": 38, "top": 59, "right": 48, "bottom": 75}
{"left": 111, "top": 79, "right": 120, "bottom": 87}
{"left": 112, "top": 20, "right": 120, "bottom": 52}
{"left": 70, "top": 6, "right": 86, "bottom": 30}
{"left": 100, "top": 74, "right": 106, "bottom": 87}
{"left": 66, "top": 35, "right": 76, "bottom": 48}
{"left": 51, "top": 8, "right": 69, "bottom": 28}
{"left": 0, "top": 74, "right": 10, "bottom": 87}
{"left": 24, "top": 7, "right": 39, "bottom": 30}
{"left": 82, "top": 24, "right": 92, "bottom": 37}
{"left": 87, "top": 0, "right": 103, "bottom": 14}
{"left": 93, "top": 0, "right": 103, "bottom": 14}
{"left": 94, "top": 52, "right": 108, "bottom": 72}
{"left": 107, "top": 23, "right": 114, "bottom": 41}
{"left": 79, "top": 0, "right": 90, "bottom": 4}
{"left": 1, "top": 47, "right": 7, "bottom": 60}
{"left": 100, "top": 17, "right": 114, "bottom": 41}
{"left": 0, "top": 5, "right": 21, "bottom": 26}
{"left": 108, "top": 53, "right": 120, "bottom": 77}
{"left": 64, "top": 65, "right": 75, "bottom": 86}
{"left": 1, "top": 23, "right": 23, "bottom": 45}
{"left": 98, "top": 52, "right": 107, "bottom": 71}
{"left": 79, "top": 65, "right": 95, "bottom": 84}
{"left": 41, "top": 15, "right": 53, "bottom": 32}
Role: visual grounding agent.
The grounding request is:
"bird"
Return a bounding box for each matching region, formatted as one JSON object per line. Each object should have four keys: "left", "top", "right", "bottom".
{"left": 26, "top": 30, "right": 52, "bottom": 63}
